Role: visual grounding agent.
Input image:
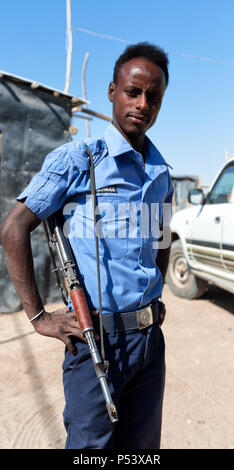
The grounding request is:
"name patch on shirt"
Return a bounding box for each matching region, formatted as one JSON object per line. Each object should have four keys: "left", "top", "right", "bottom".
{"left": 96, "top": 185, "right": 117, "bottom": 193}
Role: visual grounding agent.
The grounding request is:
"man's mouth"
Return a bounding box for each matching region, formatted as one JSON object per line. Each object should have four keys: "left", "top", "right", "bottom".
{"left": 127, "top": 113, "right": 149, "bottom": 123}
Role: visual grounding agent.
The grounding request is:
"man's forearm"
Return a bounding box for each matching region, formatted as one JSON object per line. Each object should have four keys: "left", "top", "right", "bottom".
{"left": 4, "top": 233, "right": 43, "bottom": 316}
{"left": 1, "top": 224, "right": 43, "bottom": 318}
{"left": 0, "top": 202, "right": 85, "bottom": 353}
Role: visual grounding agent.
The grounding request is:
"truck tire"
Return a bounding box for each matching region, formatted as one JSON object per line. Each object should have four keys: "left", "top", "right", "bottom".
{"left": 166, "top": 239, "right": 208, "bottom": 299}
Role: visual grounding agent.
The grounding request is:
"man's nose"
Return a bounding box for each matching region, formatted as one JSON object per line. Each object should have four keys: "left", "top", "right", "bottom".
{"left": 136, "top": 92, "right": 148, "bottom": 110}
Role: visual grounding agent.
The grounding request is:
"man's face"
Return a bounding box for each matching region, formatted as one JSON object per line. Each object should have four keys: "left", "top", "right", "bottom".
{"left": 108, "top": 57, "right": 166, "bottom": 149}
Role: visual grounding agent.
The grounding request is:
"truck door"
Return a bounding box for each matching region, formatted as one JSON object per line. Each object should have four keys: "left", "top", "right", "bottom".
{"left": 187, "top": 202, "right": 223, "bottom": 273}
{"left": 219, "top": 163, "right": 234, "bottom": 273}
{"left": 187, "top": 164, "right": 234, "bottom": 274}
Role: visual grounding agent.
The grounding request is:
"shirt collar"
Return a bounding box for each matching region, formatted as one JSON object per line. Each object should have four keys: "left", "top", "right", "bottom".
{"left": 104, "top": 122, "right": 133, "bottom": 157}
{"left": 143, "top": 135, "right": 173, "bottom": 170}
{"left": 104, "top": 122, "right": 172, "bottom": 169}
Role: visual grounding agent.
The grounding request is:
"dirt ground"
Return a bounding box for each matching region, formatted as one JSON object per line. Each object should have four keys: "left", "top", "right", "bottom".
{"left": 0, "top": 284, "right": 233, "bottom": 449}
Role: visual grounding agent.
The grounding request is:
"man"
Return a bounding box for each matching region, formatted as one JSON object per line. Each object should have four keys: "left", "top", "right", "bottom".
{"left": 0, "top": 42, "right": 174, "bottom": 449}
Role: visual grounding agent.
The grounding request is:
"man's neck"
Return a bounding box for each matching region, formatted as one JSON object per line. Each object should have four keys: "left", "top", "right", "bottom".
{"left": 111, "top": 121, "right": 146, "bottom": 156}
{"left": 129, "top": 135, "right": 145, "bottom": 154}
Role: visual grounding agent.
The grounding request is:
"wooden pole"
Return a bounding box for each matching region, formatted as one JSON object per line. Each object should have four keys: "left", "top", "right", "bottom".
{"left": 82, "top": 52, "right": 91, "bottom": 137}
{"left": 72, "top": 106, "right": 111, "bottom": 122}
{"left": 72, "top": 113, "right": 93, "bottom": 121}
{"left": 64, "top": 0, "right": 72, "bottom": 94}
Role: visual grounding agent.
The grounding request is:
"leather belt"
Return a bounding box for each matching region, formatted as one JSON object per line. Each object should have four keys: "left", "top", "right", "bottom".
{"left": 95, "top": 302, "right": 159, "bottom": 334}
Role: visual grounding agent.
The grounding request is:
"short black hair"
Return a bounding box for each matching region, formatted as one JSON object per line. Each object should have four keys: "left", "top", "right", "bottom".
{"left": 113, "top": 42, "right": 169, "bottom": 87}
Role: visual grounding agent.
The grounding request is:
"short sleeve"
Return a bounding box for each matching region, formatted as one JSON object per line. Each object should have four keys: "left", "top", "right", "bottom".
{"left": 17, "top": 145, "right": 84, "bottom": 220}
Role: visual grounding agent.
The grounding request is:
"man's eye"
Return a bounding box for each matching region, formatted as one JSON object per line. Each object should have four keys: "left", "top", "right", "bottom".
{"left": 126, "top": 90, "right": 137, "bottom": 97}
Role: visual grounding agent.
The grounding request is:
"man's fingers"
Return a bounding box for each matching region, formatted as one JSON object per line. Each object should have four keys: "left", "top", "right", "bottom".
{"left": 67, "top": 326, "right": 87, "bottom": 341}
{"left": 52, "top": 307, "right": 99, "bottom": 345}
{"left": 63, "top": 336, "right": 77, "bottom": 356}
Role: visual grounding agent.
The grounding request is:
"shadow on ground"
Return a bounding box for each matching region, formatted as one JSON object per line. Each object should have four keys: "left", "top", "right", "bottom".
{"left": 201, "top": 284, "right": 234, "bottom": 315}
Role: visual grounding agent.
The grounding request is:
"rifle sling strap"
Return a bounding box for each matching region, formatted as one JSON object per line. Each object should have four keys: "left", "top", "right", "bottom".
{"left": 85, "top": 143, "right": 108, "bottom": 370}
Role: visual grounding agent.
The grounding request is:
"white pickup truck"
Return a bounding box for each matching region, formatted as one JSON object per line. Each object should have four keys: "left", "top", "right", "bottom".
{"left": 166, "top": 158, "right": 234, "bottom": 299}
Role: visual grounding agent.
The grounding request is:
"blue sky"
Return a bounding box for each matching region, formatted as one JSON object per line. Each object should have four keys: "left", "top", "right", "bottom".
{"left": 1, "top": 0, "right": 234, "bottom": 186}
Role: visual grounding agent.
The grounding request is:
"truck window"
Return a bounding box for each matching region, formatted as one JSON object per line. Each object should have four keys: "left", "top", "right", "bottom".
{"left": 206, "top": 164, "right": 234, "bottom": 204}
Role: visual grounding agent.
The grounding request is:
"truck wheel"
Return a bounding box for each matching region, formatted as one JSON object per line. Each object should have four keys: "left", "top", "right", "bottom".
{"left": 166, "top": 239, "right": 208, "bottom": 299}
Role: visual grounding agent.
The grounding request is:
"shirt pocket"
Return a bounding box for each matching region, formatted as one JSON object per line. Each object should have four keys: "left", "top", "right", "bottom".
{"left": 66, "top": 196, "right": 129, "bottom": 260}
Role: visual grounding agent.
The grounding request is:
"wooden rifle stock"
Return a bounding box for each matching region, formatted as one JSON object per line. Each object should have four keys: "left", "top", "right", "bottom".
{"left": 69, "top": 285, "right": 93, "bottom": 331}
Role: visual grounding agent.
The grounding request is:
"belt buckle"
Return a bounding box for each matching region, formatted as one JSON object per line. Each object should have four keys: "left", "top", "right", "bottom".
{"left": 136, "top": 305, "right": 153, "bottom": 330}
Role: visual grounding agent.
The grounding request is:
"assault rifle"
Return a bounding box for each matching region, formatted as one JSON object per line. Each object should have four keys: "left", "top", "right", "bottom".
{"left": 43, "top": 210, "right": 118, "bottom": 423}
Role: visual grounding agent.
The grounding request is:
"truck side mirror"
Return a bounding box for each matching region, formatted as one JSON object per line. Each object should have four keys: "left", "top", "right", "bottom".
{"left": 188, "top": 188, "right": 204, "bottom": 205}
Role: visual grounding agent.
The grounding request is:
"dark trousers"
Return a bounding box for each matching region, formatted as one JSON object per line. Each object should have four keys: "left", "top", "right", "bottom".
{"left": 62, "top": 322, "right": 165, "bottom": 449}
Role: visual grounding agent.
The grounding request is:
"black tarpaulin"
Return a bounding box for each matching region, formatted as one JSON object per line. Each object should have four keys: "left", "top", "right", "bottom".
{"left": 0, "top": 72, "right": 82, "bottom": 313}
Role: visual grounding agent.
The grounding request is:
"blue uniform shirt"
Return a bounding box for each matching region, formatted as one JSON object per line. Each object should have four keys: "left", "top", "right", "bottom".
{"left": 18, "top": 123, "right": 174, "bottom": 314}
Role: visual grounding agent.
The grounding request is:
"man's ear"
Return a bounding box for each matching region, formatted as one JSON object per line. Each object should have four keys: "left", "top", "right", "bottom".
{"left": 108, "top": 81, "right": 116, "bottom": 103}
